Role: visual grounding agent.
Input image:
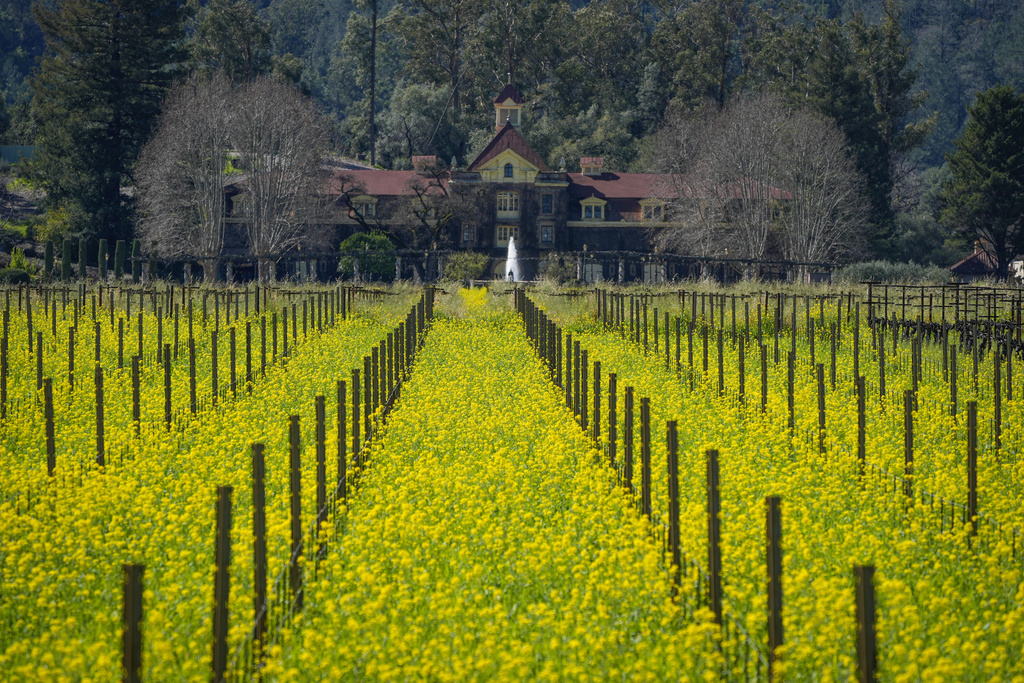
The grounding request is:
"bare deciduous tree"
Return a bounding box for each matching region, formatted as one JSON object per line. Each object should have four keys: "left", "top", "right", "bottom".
{"left": 135, "top": 73, "right": 233, "bottom": 281}
{"left": 654, "top": 92, "right": 866, "bottom": 275}
{"left": 777, "top": 109, "right": 867, "bottom": 276}
{"left": 231, "top": 77, "right": 332, "bottom": 282}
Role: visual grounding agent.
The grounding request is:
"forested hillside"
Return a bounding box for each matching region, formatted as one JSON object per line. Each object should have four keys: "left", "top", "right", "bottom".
{"left": 2, "top": 0, "right": 1022, "bottom": 261}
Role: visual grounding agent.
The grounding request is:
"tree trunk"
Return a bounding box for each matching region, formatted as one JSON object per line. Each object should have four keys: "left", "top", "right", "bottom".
{"left": 257, "top": 257, "right": 276, "bottom": 283}
{"left": 201, "top": 258, "right": 219, "bottom": 283}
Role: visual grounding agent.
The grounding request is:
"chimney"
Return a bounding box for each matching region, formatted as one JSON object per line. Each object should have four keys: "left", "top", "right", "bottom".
{"left": 580, "top": 157, "right": 605, "bottom": 176}
{"left": 412, "top": 155, "right": 439, "bottom": 173}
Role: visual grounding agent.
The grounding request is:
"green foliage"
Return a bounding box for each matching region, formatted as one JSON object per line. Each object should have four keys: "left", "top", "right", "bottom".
{"left": 941, "top": 85, "right": 1024, "bottom": 279}
{"left": 443, "top": 251, "right": 489, "bottom": 282}
{"left": 538, "top": 252, "right": 576, "bottom": 284}
{"left": 338, "top": 231, "right": 395, "bottom": 280}
{"left": 34, "top": 205, "right": 70, "bottom": 245}
{"left": 0, "top": 267, "right": 30, "bottom": 284}
{"left": 31, "top": 0, "right": 186, "bottom": 244}
{"left": 60, "top": 238, "right": 72, "bottom": 281}
{"left": 189, "top": 0, "right": 273, "bottom": 83}
{"left": 9, "top": 246, "right": 35, "bottom": 276}
{"left": 833, "top": 260, "right": 950, "bottom": 285}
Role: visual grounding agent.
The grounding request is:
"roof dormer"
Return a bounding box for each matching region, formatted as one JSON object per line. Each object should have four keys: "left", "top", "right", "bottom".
{"left": 580, "top": 157, "right": 605, "bottom": 176}
{"left": 494, "top": 84, "right": 525, "bottom": 132}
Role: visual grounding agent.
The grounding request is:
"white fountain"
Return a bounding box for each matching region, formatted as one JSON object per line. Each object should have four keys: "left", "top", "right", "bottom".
{"left": 505, "top": 236, "right": 521, "bottom": 282}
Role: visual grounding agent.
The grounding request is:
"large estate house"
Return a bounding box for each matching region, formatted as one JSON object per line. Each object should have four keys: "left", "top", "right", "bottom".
{"left": 322, "top": 84, "right": 680, "bottom": 281}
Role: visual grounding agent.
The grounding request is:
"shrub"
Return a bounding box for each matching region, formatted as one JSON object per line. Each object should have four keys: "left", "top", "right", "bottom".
{"left": 338, "top": 231, "right": 396, "bottom": 281}
{"left": 443, "top": 251, "right": 490, "bottom": 282}
{"left": 0, "top": 268, "right": 30, "bottom": 284}
{"left": 833, "top": 260, "right": 951, "bottom": 285}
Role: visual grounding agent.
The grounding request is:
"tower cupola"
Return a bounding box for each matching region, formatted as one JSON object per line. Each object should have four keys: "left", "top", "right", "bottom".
{"left": 494, "top": 84, "right": 525, "bottom": 132}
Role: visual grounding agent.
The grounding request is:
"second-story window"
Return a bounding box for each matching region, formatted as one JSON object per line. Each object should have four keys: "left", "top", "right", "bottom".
{"left": 541, "top": 194, "right": 553, "bottom": 214}
{"left": 497, "top": 191, "right": 519, "bottom": 213}
{"left": 357, "top": 202, "right": 375, "bottom": 217}
{"left": 504, "top": 163, "right": 514, "bottom": 178}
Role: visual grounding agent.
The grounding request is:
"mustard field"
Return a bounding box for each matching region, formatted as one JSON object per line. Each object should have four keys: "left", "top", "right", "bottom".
{"left": 0, "top": 283, "right": 1021, "bottom": 682}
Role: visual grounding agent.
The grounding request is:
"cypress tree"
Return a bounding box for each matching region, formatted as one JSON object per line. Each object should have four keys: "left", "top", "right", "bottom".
{"left": 98, "top": 239, "right": 108, "bottom": 280}
{"left": 78, "top": 238, "right": 88, "bottom": 279}
{"left": 44, "top": 242, "right": 54, "bottom": 280}
{"left": 61, "top": 239, "right": 72, "bottom": 281}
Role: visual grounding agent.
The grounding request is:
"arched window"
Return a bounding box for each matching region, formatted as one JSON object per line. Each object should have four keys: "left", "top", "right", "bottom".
{"left": 504, "top": 163, "right": 514, "bottom": 178}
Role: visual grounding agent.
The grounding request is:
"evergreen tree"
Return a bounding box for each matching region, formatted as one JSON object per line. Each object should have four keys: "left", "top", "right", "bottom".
{"left": 805, "top": 20, "right": 893, "bottom": 251}
{"left": 30, "top": 0, "right": 186, "bottom": 243}
{"left": 942, "top": 85, "right": 1024, "bottom": 279}
{"left": 189, "top": 0, "right": 272, "bottom": 83}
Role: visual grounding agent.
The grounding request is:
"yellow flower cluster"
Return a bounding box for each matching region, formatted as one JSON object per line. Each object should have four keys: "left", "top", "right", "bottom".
{"left": 0, "top": 286, "right": 415, "bottom": 681}
{"left": 263, "top": 310, "right": 724, "bottom": 681}
{"left": 534, "top": 291, "right": 1023, "bottom": 681}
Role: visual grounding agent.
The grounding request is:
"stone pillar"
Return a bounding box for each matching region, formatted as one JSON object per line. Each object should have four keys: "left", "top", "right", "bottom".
{"left": 226, "top": 261, "right": 234, "bottom": 284}
{"left": 395, "top": 256, "right": 403, "bottom": 281}
{"left": 183, "top": 263, "right": 192, "bottom": 284}
{"left": 618, "top": 258, "right": 625, "bottom": 283}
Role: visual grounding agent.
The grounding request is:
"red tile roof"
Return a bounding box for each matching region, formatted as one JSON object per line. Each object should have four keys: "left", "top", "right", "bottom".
{"left": 950, "top": 249, "right": 998, "bottom": 275}
{"left": 568, "top": 173, "right": 674, "bottom": 200}
{"left": 494, "top": 84, "right": 525, "bottom": 104}
{"left": 327, "top": 170, "right": 448, "bottom": 197}
{"left": 467, "top": 121, "right": 553, "bottom": 172}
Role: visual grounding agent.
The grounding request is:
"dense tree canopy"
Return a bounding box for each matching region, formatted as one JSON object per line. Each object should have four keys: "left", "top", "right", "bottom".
{"left": 30, "top": 0, "right": 185, "bottom": 243}
{"left": 3, "top": 0, "right": 1022, "bottom": 261}
{"left": 941, "top": 86, "right": 1024, "bottom": 279}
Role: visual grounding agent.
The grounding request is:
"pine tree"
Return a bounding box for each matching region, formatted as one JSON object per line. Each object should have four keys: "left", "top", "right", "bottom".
{"left": 942, "top": 86, "right": 1024, "bottom": 279}
{"left": 31, "top": 0, "right": 185, "bottom": 244}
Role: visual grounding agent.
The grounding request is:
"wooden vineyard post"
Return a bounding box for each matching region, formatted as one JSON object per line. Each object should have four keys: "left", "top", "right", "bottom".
{"left": 1, "top": 335, "right": 7, "bottom": 420}
{"left": 163, "top": 345, "right": 172, "bottom": 429}
{"left": 951, "top": 347, "right": 958, "bottom": 418}
{"left": 363, "top": 356, "right": 371, "bottom": 439}
{"left": 717, "top": 330, "right": 724, "bottom": 396}
{"left": 288, "top": 416, "right": 303, "bottom": 611}
{"left": 640, "top": 397, "right": 652, "bottom": 519}
{"left": 787, "top": 352, "right": 795, "bottom": 434}
{"left": 857, "top": 376, "right": 866, "bottom": 476}
{"left": 624, "top": 387, "right": 634, "bottom": 493}
{"left": 667, "top": 421, "right": 680, "bottom": 585}
{"left": 665, "top": 312, "right": 670, "bottom": 369}
{"left": 879, "top": 342, "right": 886, "bottom": 400}
{"left": 739, "top": 338, "right": 745, "bottom": 405}
{"left": 608, "top": 373, "right": 617, "bottom": 468}
{"left": 211, "top": 485, "right": 232, "bottom": 683}
{"left": 855, "top": 565, "right": 877, "bottom": 683}
{"left": 352, "top": 370, "right": 360, "bottom": 467}
{"left": 68, "top": 327, "right": 75, "bottom": 390}
{"left": 337, "top": 381, "right": 347, "bottom": 501}
{"left": 211, "top": 329, "right": 219, "bottom": 408}
{"left": 904, "top": 390, "right": 914, "bottom": 501}
{"left": 817, "top": 364, "right": 826, "bottom": 454}
{"left": 707, "top": 449, "right": 722, "bottom": 624}
{"left": 131, "top": 356, "right": 141, "bottom": 437}
{"left": 581, "top": 351, "right": 588, "bottom": 433}
{"left": 761, "top": 344, "right": 768, "bottom": 414}
{"left": 118, "top": 319, "right": 124, "bottom": 369}
{"left": 45, "top": 379, "right": 56, "bottom": 475}
{"left": 766, "top": 496, "right": 783, "bottom": 681}
{"left": 593, "top": 361, "right": 601, "bottom": 443}
{"left": 36, "top": 332, "right": 42, "bottom": 392}
{"left": 251, "top": 444, "right": 267, "bottom": 651}
{"left": 967, "top": 401, "right": 978, "bottom": 536}
{"left": 315, "top": 395, "right": 327, "bottom": 557}
{"left": 229, "top": 328, "right": 237, "bottom": 399}
{"left": 95, "top": 364, "right": 105, "bottom": 467}
{"left": 189, "top": 339, "right": 197, "bottom": 415}
{"left": 994, "top": 350, "right": 1002, "bottom": 453}
{"left": 573, "top": 339, "right": 580, "bottom": 417}
{"left": 675, "top": 316, "right": 681, "bottom": 375}
{"left": 830, "top": 322, "right": 837, "bottom": 390}
{"left": 122, "top": 564, "right": 144, "bottom": 683}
